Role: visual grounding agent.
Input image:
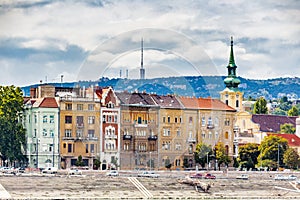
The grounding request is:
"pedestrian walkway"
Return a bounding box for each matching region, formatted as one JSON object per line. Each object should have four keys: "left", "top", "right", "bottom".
{"left": 0, "top": 184, "right": 11, "bottom": 199}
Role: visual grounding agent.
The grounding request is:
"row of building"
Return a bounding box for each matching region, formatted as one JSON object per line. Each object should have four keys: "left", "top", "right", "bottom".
{"left": 21, "top": 38, "right": 300, "bottom": 170}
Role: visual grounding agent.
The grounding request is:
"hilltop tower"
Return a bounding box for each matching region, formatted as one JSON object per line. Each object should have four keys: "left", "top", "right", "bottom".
{"left": 220, "top": 37, "right": 243, "bottom": 111}
{"left": 140, "top": 38, "right": 145, "bottom": 80}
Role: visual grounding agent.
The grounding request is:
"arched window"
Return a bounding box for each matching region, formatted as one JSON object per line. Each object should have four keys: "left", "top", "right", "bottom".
{"left": 236, "top": 100, "right": 239, "bottom": 108}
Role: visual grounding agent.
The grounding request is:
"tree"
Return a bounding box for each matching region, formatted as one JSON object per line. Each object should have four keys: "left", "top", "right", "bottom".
{"left": 93, "top": 157, "right": 101, "bottom": 170}
{"left": 258, "top": 135, "right": 288, "bottom": 170}
{"left": 237, "top": 143, "right": 260, "bottom": 170}
{"left": 0, "top": 85, "right": 27, "bottom": 166}
{"left": 279, "top": 102, "right": 292, "bottom": 112}
{"left": 272, "top": 108, "right": 286, "bottom": 116}
{"left": 283, "top": 148, "right": 299, "bottom": 169}
{"left": 194, "top": 142, "right": 212, "bottom": 168}
{"left": 253, "top": 97, "right": 268, "bottom": 114}
{"left": 280, "top": 123, "right": 296, "bottom": 134}
{"left": 287, "top": 106, "right": 299, "bottom": 116}
{"left": 214, "top": 142, "right": 231, "bottom": 170}
{"left": 75, "top": 155, "right": 84, "bottom": 166}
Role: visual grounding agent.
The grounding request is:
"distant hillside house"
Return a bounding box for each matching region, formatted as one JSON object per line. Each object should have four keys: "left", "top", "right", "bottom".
{"left": 267, "top": 133, "right": 300, "bottom": 155}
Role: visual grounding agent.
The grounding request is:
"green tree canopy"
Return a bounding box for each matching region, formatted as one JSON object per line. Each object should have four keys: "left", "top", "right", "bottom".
{"left": 258, "top": 135, "right": 288, "bottom": 170}
{"left": 287, "top": 106, "right": 299, "bottom": 116}
{"left": 272, "top": 108, "right": 286, "bottom": 116}
{"left": 237, "top": 143, "right": 260, "bottom": 170}
{"left": 194, "top": 142, "right": 212, "bottom": 168}
{"left": 215, "top": 142, "right": 231, "bottom": 170}
{"left": 253, "top": 97, "right": 268, "bottom": 114}
{"left": 0, "top": 85, "right": 26, "bottom": 166}
{"left": 283, "top": 148, "right": 299, "bottom": 169}
{"left": 280, "top": 123, "right": 296, "bottom": 134}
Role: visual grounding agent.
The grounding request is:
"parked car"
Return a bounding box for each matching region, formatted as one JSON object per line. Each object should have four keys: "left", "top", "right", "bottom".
{"left": 42, "top": 167, "right": 58, "bottom": 174}
{"left": 204, "top": 173, "right": 216, "bottom": 179}
{"left": 106, "top": 170, "right": 119, "bottom": 176}
{"left": 274, "top": 174, "right": 297, "bottom": 181}
{"left": 1, "top": 167, "right": 16, "bottom": 174}
{"left": 68, "top": 167, "right": 82, "bottom": 175}
{"left": 236, "top": 174, "right": 249, "bottom": 180}
{"left": 137, "top": 171, "right": 160, "bottom": 178}
{"left": 17, "top": 167, "right": 26, "bottom": 173}
{"left": 190, "top": 173, "right": 203, "bottom": 179}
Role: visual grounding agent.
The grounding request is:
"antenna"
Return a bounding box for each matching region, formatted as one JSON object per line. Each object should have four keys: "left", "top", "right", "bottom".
{"left": 140, "top": 38, "right": 145, "bottom": 79}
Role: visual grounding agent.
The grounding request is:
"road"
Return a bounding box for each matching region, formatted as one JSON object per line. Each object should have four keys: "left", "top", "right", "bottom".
{"left": 0, "top": 170, "right": 299, "bottom": 199}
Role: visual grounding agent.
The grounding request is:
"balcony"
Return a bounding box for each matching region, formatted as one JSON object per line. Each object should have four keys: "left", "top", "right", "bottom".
{"left": 105, "top": 135, "right": 117, "bottom": 139}
{"left": 148, "top": 135, "right": 158, "bottom": 141}
{"left": 207, "top": 124, "right": 215, "bottom": 129}
{"left": 62, "top": 137, "right": 75, "bottom": 141}
{"left": 123, "top": 135, "right": 132, "bottom": 140}
{"left": 134, "top": 123, "right": 148, "bottom": 128}
{"left": 76, "top": 123, "right": 84, "bottom": 128}
{"left": 87, "top": 137, "right": 98, "bottom": 141}
{"left": 187, "top": 138, "right": 196, "bottom": 143}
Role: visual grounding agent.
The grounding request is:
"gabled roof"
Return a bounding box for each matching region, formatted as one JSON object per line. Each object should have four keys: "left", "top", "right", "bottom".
{"left": 150, "top": 94, "right": 183, "bottom": 109}
{"left": 39, "top": 97, "right": 58, "bottom": 108}
{"left": 267, "top": 133, "right": 300, "bottom": 147}
{"left": 178, "top": 96, "right": 236, "bottom": 111}
{"left": 252, "top": 114, "right": 297, "bottom": 133}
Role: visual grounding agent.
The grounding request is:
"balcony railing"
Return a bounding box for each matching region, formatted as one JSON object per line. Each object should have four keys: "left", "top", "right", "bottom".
{"left": 76, "top": 123, "right": 84, "bottom": 128}
{"left": 123, "top": 135, "right": 132, "bottom": 140}
{"left": 187, "top": 138, "right": 196, "bottom": 143}
{"left": 134, "top": 123, "right": 148, "bottom": 128}
{"left": 87, "top": 137, "right": 98, "bottom": 141}
{"left": 62, "top": 136, "right": 75, "bottom": 141}
{"left": 148, "top": 135, "right": 158, "bottom": 141}
{"left": 207, "top": 124, "right": 215, "bottom": 129}
{"left": 105, "top": 135, "right": 117, "bottom": 139}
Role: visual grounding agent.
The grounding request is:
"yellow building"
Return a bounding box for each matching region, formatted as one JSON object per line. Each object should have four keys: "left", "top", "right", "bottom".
{"left": 59, "top": 88, "right": 100, "bottom": 169}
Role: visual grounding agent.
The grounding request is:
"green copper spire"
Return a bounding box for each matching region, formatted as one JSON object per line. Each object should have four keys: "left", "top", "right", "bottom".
{"left": 224, "top": 36, "right": 240, "bottom": 90}
{"left": 228, "top": 36, "right": 236, "bottom": 68}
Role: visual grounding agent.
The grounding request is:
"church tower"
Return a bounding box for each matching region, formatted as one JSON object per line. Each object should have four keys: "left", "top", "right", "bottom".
{"left": 220, "top": 37, "right": 243, "bottom": 111}
{"left": 140, "top": 38, "right": 145, "bottom": 80}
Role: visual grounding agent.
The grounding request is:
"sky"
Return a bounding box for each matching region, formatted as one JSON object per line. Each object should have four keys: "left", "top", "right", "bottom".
{"left": 0, "top": 0, "right": 299, "bottom": 86}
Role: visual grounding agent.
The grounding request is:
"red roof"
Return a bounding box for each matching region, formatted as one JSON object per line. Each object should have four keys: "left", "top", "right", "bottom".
{"left": 39, "top": 97, "right": 58, "bottom": 108}
{"left": 267, "top": 133, "right": 300, "bottom": 147}
{"left": 179, "top": 97, "right": 235, "bottom": 111}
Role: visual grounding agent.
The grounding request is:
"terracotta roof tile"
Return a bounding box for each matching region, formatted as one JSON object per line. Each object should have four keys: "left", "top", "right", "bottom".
{"left": 150, "top": 94, "right": 183, "bottom": 108}
{"left": 267, "top": 133, "right": 300, "bottom": 147}
{"left": 252, "top": 114, "right": 297, "bottom": 133}
{"left": 39, "top": 97, "right": 58, "bottom": 108}
{"left": 115, "top": 92, "right": 156, "bottom": 105}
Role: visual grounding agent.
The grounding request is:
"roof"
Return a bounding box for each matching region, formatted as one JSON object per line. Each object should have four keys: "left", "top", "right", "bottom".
{"left": 39, "top": 97, "right": 58, "bottom": 108}
{"left": 178, "top": 96, "right": 236, "bottom": 111}
{"left": 252, "top": 114, "right": 297, "bottom": 132}
{"left": 115, "top": 92, "right": 156, "bottom": 106}
{"left": 150, "top": 94, "right": 183, "bottom": 109}
{"left": 267, "top": 133, "right": 300, "bottom": 147}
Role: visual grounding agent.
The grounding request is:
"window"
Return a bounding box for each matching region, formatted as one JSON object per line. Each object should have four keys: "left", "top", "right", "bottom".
{"left": 124, "top": 143, "right": 129, "bottom": 151}
{"left": 43, "top": 115, "right": 48, "bottom": 123}
{"left": 225, "top": 131, "right": 229, "bottom": 139}
{"left": 189, "top": 117, "right": 193, "bottom": 123}
{"left": 90, "top": 144, "right": 94, "bottom": 153}
{"left": 225, "top": 118, "right": 230, "bottom": 126}
{"left": 49, "top": 115, "right": 54, "bottom": 123}
{"left": 225, "top": 100, "right": 228, "bottom": 105}
{"left": 208, "top": 117, "right": 212, "bottom": 125}
{"left": 68, "top": 144, "right": 72, "bottom": 153}
{"left": 215, "top": 132, "right": 219, "bottom": 139}
{"left": 65, "top": 103, "right": 72, "bottom": 110}
{"left": 49, "top": 129, "right": 54, "bottom": 137}
{"left": 202, "top": 132, "right": 205, "bottom": 138}
{"left": 76, "top": 129, "right": 83, "bottom": 137}
{"left": 42, "top": 129, "right": 47, "bottom": 137}
{"left": 201, "top": 117, "right": 206, "bottom": 126}
{"left": 167, "top": 116, "right": 170, "bottom": 123}
{"left": 215, "top": 118, "right": 219, "bottom": 127}
{"left": 88, "top": 104, "right": 95, "bottom": 111}
{"left": 88, "top": 116, "right": 95, "bottom": 124}
{"left": 114, "top": 115, "right": 118, "bottom": 123}
{"left": 34, "top": 129, "right": 37, "bottom": 138}
{"left": 180, "top": 116, "right": 182, "bottom": 123}
{"left": 88, "top": 130, "right": 95, "bottom": 138}
{"left": 86, "top": 144, "right": 89, "bottom": 153}
{"left": 236, "top": 100, "right": 239, "bottom": 108}
{"left": 103, "top": 115, "right": 106, "bottom": 122}
{"left": 34, "top": 115, "right": 37, "bottom": 123}
{"left": 63, "top": 143, "right": 66, "bottom": 148}
{"left": 163, "top": 128, "right": 170, "bottom": 136}
{"left": 176, "top": 129, "right": 181, "bottom": 136}
{"left": 65, "top": 129, "right": 72, "bottom": 137}
{"left": 175, "top": 117, "right": 178, "bottom": 123}
{"left": 137, "top": 117, "right": 142, "bottom": 124}
{"left": 162, "top": 117, "right": 166, "bottom": 123}
{"left": 49, "top": 144, "right": 53, "bottom": 152}
{"left": 65, "top": 116, "right": 72, "bottom": 124}
{"left": 175, "top": 143, "right": 181, "bottom": 150}
{"left": 77, "top": 104, "right": 83, "bottom": 110}
{"left": 208, "top": 131, "right": 212, "bottom": 139}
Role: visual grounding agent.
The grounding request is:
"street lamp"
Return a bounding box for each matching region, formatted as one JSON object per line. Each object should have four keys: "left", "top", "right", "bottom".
{"left": 150, "top": 152, "right": 152, "bottom": 171}
{"left": 207, "top": 152, "right": 209, "bottom": 171}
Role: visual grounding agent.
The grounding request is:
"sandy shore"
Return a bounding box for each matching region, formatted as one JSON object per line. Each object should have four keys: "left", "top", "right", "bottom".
{"left": 0, "top": 170, "right": 300, "bottom": 199}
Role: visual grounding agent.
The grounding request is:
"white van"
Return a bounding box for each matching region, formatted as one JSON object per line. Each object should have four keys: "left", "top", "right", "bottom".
{"left": 42, "top": 167, "right": 58, "bottom": 174}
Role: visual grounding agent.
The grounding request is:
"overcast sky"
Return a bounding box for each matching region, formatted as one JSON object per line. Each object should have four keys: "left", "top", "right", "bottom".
{"left": 0, "top": 0, "right": 299, "bottom": 86}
